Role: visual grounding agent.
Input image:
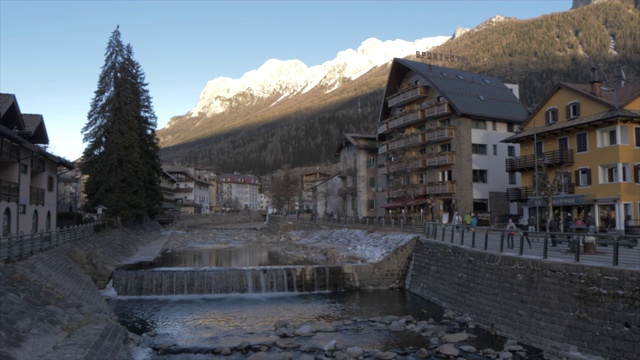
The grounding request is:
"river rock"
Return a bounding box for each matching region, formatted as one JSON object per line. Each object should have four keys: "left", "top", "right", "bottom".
{"left": 459, "top": 345, "right": 477, "bottom": 353}
{"left": 388, "top": 320, "right": 406, "bottom": 332}
{"left": 294, "top": 324, "right": 314, "bottom": 337}
{"left": 436, "top": 343, "right": 459, "bottom": 357}
{"left": 442, "top": 332, "right": 468, "bottom": 343}
{"left": 346, "top": 346, "right": 363, "bottom": 358}
{"left": 415, "top": 347, "right": 431, "bottom": 358}
{"left": 375, "top": 350, "right": 398, "bottom": 359}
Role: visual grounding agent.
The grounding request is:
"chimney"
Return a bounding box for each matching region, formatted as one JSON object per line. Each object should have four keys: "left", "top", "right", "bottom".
{"left": 590, "top": 66, "right": 602, "bottom": 97}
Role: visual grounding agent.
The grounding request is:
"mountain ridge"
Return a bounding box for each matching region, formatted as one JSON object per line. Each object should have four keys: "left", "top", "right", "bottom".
{"left": 158, "top": 1, "right": 640, "bottom": 176}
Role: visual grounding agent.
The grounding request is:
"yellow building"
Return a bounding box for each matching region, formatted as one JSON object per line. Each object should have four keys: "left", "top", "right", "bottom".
{"left": 503, "top": 78, "right": 640, "bottom": 233}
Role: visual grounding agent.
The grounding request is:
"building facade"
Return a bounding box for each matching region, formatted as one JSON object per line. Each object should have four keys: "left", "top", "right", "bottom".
{"left": 217, "top": 173, "right": 261, "bottom": 211}
{"left": 376, "top": 59, "right": 528, "bottom": 224}
{"left": 0, "top": 94, "right": 74, "bottom": 236}
{"left": 334, "top": 133, "right": 378, "bottom": 218}
{"left": 162, "top": 164, "right": 210, "bottom": 214}
{"left": 503, "top": 78, "right": 640, "bottom": 232}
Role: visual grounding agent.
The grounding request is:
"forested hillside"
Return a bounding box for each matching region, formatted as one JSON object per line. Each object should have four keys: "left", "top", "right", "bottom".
{"left": 158, "top": 1, "right": 640, "bottom": 176}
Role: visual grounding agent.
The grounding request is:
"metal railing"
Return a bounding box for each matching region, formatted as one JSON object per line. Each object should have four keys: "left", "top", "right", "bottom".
{"left": 0, "top": 222, "right": 101, "bottom": 262}
{"left": 287, "top": 216, "right": 639, "bottom": 269}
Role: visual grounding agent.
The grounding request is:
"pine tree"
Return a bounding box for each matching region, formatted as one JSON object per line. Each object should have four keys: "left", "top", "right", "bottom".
{"left": 81, "top": 26, "right": 163, "bottom": 224}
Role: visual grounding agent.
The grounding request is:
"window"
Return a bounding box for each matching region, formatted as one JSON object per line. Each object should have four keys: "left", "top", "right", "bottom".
{"left": 507, "top": 146, "right": 515, "bottom": 157}
{"left": 635, "top": 127, "right": 640, "bottom": 147}
{"left": 600, "top": 164, "right": 630, "bottom": 183}
{"left": 635, "top": 164, "right": 640, "bottom": 183}
{"left": 566, "top": 101, "right": 580, "bottom": 120}
{"left": 440, "top": 143, "right": 451, "bottom": 152}
{"left": 368, "top": 199, "right": 375, "bottom": 210}
{"left": 20, "top": 163, "right": 28, "bottom": 174}
{"left": 47, "top": 176, "right": 54, "bottom": 192}
{"left": 439, "top": 170, "right": 452, "bottom": 182}
{"left": 367, "top": 157, "right": 376, "bottom": 168}
{"left": 31, "top": 210, "right": 38, "bottom": 234}
{"left": 473, "top": 199, "right": 488, "bottom": 212}
{"left": 545, "top": 107, "right": 558, "bottom": 125}
{"left": 473, "top": 170, "right": 487, "bottom": 183}
{"left": 598, "top": 126, "right": 628, "bottom": 147}
{"left": 492, "top": 121, "right": 497, "bottom": 131}
{"left": 509, "top": 172, "right": 517, "bottom": 185}
{"left": 576, "top": 132, "right": 588, "bottom": 153}
{"left": 472, "top": 144, "right": 487, "bottom": 155}
{"left": 493, "top": 145, "right": 497, "bottom": 156}
{"left": 439, "top": 119, "right": 450, "bottom": 127}
{"left": 472, "top": 119, "right": 486, "bottom": 130}
{"left": 609, "top": 130, "right": 617, "bottom": 146}
{"left": 369, "top": 177, "right": 376, "bottom": 188}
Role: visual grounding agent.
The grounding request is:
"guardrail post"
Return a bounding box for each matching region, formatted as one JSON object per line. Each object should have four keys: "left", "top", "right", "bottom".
{"left": 433, "top": 224, "right": 437, "bottom": 239}
{"left": 543, "top": 235, "right": 548, "bottom": 259}
{"left": 441, "top": 225, "right": 446, "bottom": 242}
{"left": 450, "top": 225, "right": 455, "bottom": 243}
{"left": 482, "top": 231, "right": 486, "bottom": 250}
{"left": 613, "top": 237, "right": 619, "bottom": 267}
{"left": 500, "top": 232, "right": 505, "bottom": 252}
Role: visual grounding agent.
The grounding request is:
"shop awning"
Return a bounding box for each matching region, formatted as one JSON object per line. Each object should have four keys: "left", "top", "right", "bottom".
{"left": 380, "top": 198, "right": 430, "bottom": 208}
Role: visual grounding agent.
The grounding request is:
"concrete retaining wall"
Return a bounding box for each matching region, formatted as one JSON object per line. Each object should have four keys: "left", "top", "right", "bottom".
{"left": 0, "top": 222, "right": 166, "bottom": 360}
{"left": 407, "top": 238, "right": 640, "bottom": 359}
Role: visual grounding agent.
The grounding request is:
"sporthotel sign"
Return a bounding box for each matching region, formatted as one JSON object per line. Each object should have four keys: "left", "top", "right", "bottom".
{"left": 416, "top": 51, "right": 471, "bottom": 64}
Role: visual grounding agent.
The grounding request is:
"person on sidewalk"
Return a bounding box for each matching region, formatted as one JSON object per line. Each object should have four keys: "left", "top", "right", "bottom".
{"left": 548, "top": 216, "right": 560, "bottom": 246}
{"left": 518, "top": 216, "right": 532, "bottom": 248}
{"left": 505, "top": 218, "right": 518, "bottom": 249}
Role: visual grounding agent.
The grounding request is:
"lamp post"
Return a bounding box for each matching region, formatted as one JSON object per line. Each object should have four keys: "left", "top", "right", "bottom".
{"left": 534, "top": 116, "right": 539, "bottom": 234}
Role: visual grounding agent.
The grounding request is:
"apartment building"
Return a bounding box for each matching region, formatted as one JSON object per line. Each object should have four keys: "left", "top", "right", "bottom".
{"left": 162, "top": 164, "right": 210, "bottom": 214}
{"left": 0, "top": 93, "right": 74, "bottom": 236}
{"left": 217, "top": 173, "right": 261, "bottom": 211}
{"left": 503, "top": 77, "right": 640, "bottom": 232}
{"left": 376, "top": 58, "right": 528, "bottom": 223}
{"left": 334, "top": 133, "right": 378, "bottom": 218}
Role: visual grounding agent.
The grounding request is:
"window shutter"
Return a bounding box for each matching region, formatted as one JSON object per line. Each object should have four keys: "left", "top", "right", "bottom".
{"left": 576, "top": 103, "right": 580, "bottom": 117}
{"left": 545, "top": 111, "right": 550, "bottom": 124}
{"left": 575, "top": 170, "right": 580, "bottom": 186}
{"left": 586, "top": 168, "right": 592, "bottom": 186}
{"left": 565, "top": 105, "right": 570, "bottom": 120}
{"left": 635, "top": 164, "right": 640, "bottom": 183}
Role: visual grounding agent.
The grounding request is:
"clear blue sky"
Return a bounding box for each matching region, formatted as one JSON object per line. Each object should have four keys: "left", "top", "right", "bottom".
{"left": 0, "top": 0, "right": 572, "bottom": 161}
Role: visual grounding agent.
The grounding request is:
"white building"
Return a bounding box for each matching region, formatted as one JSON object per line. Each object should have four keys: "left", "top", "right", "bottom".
{"left": 217, "top": 173, "right": 261, "bottom": 211}
{"left": 0, "top": 93, "right": 74, "bottom": 235}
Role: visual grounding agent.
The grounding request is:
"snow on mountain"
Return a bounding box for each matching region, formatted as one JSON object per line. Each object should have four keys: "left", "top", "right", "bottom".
{"left": 185, "top": 36, "right": 450, "bottom": 120}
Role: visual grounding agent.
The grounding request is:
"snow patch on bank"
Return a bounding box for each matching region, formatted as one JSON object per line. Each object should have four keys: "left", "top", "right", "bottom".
{"left": 288, "top": 229, "right": 416, "bottom": 263}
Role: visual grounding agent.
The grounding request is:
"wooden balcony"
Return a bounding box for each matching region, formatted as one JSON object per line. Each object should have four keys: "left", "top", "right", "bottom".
{"left": 30, "top": 187, "right": 45, "bottom": 206}
{"left": 1, "top": 180, "right": 19, "bottom": 202}
{"left": 384, "top": 152, "right": 456, "bottom": 176}
{"left": 0, "top": 138, "right": 20, "bottom": 161}
{"left": 506, "top": 183, "right": 576, "bottom": 202}
{"left": 424, "top": 102, "right": 451, "bottom": 118}
{"left": 422, "top": 152, "right": 455, "bottom": 168}
{"left": 387, "top": 85, "right": 427, "bottom": 108}
{"left": 505, "top": 149, "right": 574, "bottom": 172}
{"left": 387, "top": 133, "right": 425, "bottom": 152}
{"left": 31, "top": 155, "right": 46, "bottom": 173}
{"left": 425, "top": 127, "right": 455, "bottom": 143}
{"left": 387, "top": 181, "right": 456, "bottom": 198}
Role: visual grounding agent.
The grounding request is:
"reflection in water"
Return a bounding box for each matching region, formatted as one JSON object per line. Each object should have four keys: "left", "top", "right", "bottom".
{"left": 110, "top": 290, "right": 446, "bottom": 349}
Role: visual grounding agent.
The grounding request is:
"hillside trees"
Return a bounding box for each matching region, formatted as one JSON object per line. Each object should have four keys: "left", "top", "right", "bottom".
{"left": 81, "top": 26, "right": 163, "bottom": 224}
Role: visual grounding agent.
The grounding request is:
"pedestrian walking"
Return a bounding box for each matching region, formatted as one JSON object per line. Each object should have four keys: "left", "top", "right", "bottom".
{"left": 548, "top": 216, "right": 560, "bottom": 246}
{"left": 471, "top": 213, "right": 477, "bottom": 232}
{"left": 453, "top": 212, "right": 462, "bottom": 233}
{"left": 586, "top": 212, "right": 595, "bottom": 234}
{"left": 505, "top": 218, "right": 518, "bottom": 249}
{"left": 518, "top": 216, "right": 532, "bottom": 248}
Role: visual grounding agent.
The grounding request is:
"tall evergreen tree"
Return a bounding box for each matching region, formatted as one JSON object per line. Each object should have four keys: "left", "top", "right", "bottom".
{"left": 81, "top": 26, "right": 163, "bottom": 224}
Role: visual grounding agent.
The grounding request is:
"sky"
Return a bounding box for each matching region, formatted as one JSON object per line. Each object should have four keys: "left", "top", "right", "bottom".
{"left": 0, "top": 0, "right": 572, "bottom": 161}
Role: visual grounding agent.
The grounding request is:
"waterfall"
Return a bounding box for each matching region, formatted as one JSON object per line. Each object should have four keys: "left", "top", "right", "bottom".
{"left": 112, "top": 265, "right": 347, "bottom": 296}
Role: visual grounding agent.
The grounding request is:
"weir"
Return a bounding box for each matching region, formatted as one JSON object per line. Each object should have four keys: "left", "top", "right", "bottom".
{"left": 112, "top": 265, "right": 349, "bottom": 296}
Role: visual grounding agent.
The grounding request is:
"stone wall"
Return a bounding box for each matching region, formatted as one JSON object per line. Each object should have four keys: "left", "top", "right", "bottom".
{"left": 407, "top": 239, "right": 640, "bottom": 360}
{"left": 174, "top": 212, "right": 264, "bottom": 228}
{"left": 0, "top": 222, "right": 166, "bottom": 360}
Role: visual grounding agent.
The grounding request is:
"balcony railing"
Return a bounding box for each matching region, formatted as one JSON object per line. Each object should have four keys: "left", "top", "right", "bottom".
{"left": 1, "top": 180, "right": 19, "bottom": 203}
{"left": 425, "top": 127, "right": 455, "bottom": 143}
{"left": 387, "top": 181, "right": 456, "bottom": 198}
{"left": 387, "top": 133, "right": 425, "bottom": 152}
{"left": 0, "top": 138, "right": 20, "bottom": 161}
{"left": 387, "top": 85, "right": 427, "bottom": 108}
{"left": 30, "top": 187, "right": 45, "bottom": 206}
{"left": 422, "top": 152, "right": 455, "bottom": 168}
{"left": 377, "top": 102, "right": 451, "bottom": 135}
{"left": 31, "top": 155, "right": 46, "bottom": 173}
{"left": 382, "top": 152, "right": 456, "bottom": 176}
{"left": 506, "top": 149, "right": 574, "bottom": 172}
{"left": 424, "top": 102, "right": 451, "bottom": 118}
{"left": 506, "top": 183, "right": 576, "bottom": 202}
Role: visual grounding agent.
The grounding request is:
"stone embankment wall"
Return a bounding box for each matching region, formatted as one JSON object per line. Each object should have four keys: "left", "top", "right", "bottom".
{"left": 408, "top": 239, "right": 640, "bottom": 360}
{"left": 0, "top": 222, "right": 166, "bottom": 360}
{"left": 174, "top": 213, "right": 263, "bottom": 228}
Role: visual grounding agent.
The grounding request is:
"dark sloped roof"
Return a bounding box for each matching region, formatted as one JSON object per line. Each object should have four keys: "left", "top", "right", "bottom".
{"left": 503, "top": 107, "right": 640, "bottom": 143}
{"left": 22, "top": 114, "right": 50, "bottom": 144}
{"left": 391, "top": 58, "right": 529, "bottom": 122}
{"left": 560, "top": 82, "right": 640, "bottom": 108}
{"left": 0, "top": 93, "right": 26, "bottom": 130}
